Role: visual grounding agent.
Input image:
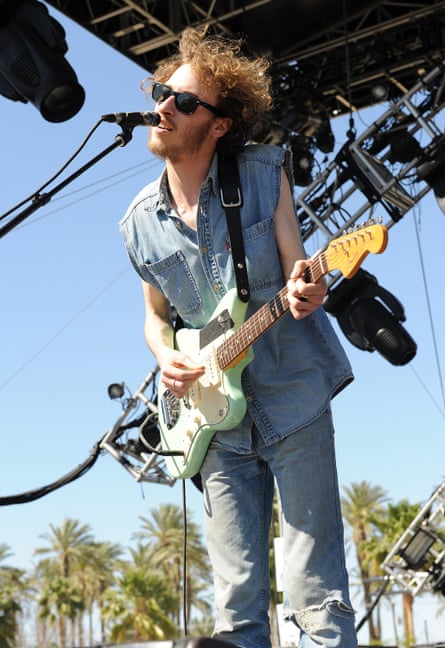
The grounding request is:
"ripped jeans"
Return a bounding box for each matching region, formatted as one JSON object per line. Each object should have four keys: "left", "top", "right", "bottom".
{"left": 200, "top": 409, "right": 357, "bottom": 648}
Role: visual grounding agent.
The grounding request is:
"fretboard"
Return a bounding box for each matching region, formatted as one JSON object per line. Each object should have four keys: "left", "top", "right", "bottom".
{"left": 217, "top": 250, "right": 328, "bottom": 370}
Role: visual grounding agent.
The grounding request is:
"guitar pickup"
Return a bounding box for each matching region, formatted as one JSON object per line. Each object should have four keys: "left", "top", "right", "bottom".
{"left": 199, "top": 309, "right": 234, "bottom": 348}
{"left": 160, "top": 390, "right": 180, "bottom": 430}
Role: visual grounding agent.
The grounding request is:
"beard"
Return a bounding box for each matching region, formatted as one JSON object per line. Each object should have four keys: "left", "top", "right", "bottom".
{"left": 149, "top": 118, "right": 214, "bottom": 162}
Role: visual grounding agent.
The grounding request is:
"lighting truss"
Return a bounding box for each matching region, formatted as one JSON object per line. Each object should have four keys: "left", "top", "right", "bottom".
{"left": 295, "top": 59, "right": 445, "bottom": 286}
{"left": 100, "top": 367, "right": 176, "bottom": 487}
{"left": 381, "top": 481, "right": 445, "bottom": 597}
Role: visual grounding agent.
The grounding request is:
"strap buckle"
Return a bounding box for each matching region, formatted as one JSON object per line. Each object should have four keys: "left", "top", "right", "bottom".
{"left": 219, "top": 187, "right": 242, "bottom": 208}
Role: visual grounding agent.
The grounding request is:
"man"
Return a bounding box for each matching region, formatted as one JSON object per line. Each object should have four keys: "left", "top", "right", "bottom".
{"left": 120, "top": 27, "right": 357, "bottom": 648}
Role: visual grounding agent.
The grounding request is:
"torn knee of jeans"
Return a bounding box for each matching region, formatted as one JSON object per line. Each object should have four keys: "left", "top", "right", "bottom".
{"left": 291, "top": 599, "right": 355, "bottom": 634}
{"left": 326, "top": 599, "right": 355, "bottom": 618}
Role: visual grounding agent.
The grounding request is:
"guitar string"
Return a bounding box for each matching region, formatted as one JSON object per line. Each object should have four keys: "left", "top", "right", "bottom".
{"left": 217, "top": 249, "right": 330, "bottom": 369}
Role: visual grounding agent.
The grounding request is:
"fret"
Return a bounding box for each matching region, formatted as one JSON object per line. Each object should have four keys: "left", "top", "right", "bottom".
{"left": 217, "top": 287, "right": 290, "bottom": 369}
{"left": 216, "top": 224, "right": 386, "bottom": 371}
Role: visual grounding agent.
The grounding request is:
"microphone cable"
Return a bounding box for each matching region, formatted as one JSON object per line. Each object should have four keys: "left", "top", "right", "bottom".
{"left": 0, "top": 118, "right": 103, "bottom": 224}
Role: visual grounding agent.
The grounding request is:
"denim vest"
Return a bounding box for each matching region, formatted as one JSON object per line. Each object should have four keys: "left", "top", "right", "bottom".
{"left": 120, "top": 144, "right": 353, "bottom": 446}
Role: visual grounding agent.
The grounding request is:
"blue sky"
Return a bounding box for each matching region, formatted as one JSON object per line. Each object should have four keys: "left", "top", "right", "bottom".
{"left": 1, "top": 4, "right": 444, "bottom": 644}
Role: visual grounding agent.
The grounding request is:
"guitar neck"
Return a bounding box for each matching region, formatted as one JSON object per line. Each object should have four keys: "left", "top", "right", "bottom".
{"left": 217, "top": 251, "right": 328, "bottom": 370}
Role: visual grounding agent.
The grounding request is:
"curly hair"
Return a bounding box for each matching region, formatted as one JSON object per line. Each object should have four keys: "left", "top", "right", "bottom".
{"left": 149, "top": 27, "right": 273, "bottom": 156}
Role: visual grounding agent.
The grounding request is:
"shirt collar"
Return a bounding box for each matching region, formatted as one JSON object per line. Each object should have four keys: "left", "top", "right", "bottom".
{"left": 207, "top": 151, "right": 219, "bottom": 197}
{"left": 156, "top": 152, "right": 220, "bottom": 210}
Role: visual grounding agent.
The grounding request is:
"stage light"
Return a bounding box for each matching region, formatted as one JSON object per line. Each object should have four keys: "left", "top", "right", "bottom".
{"left": 398, "top": 529, "right": 445, "bottom": 595}
{"left": 382, "top": 481, "right": 445, "bottom": 598}
{"left": 431, "top": 563, "right": 445, "bottom": 595}
{"left": 371, "top": 82, "right": 389, "bottom": 102}
{"left": 399, "top": 528, "right": 436, "bottom": 570}
{"left": 324, "top": 269, "right": 417, "bottom": 365}
{"left": 107, "top": 382, "right": 125, "bottom": 400}
{"left": 315, "top": 120, "right": 335, "bottom": 154}
{"left": 288, "top": 134, "right": 314, "bottom": 186}
{"left": 336, "top": 141, "right": 415, "bottom": 221}
{"left": 416, "top": 135, "right": 445, "bottom": 214}
{"left": 387, "top": 127, "right": 423, "bottom": 164}
{"left": 269, "top": 66, "right": 335, "bottom": 158}
{"left": 0, "top": 0, "right": 85, "bottom": 122}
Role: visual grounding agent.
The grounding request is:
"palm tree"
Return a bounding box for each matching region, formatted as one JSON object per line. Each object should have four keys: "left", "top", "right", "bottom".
{"left": 133, "top": 503, "right": 212, "bottom": 629}
{"left": 364, "top": 499, "right": 422, "bottom": 647}
{"left": 128, "top": 542, "right": 151, "bottom": 569}
{"left": 76, "top": 540, "right": 125, "bottom": 645}
{"left": 0, "top": 544, "right": 22, "bottom": 648}
{"left": 0, "top": 590, "right": 21, "bottom": 648}
{"left": 341, "top": 481, "right": 388, "bottom": 642}
{"left": 38, "top": 575, "right": 84, "bottom": 648}
{"left": 101, "top": 564, "right": 178, "bottom": 642}
{"left": 0, "top": 545, "right": 12, "bottom": 563}
{"left": 34, "top": 518, "right": 95, "bottom": 578}
{"left": 34, "top": 518, "right": 95, "bottom": 646}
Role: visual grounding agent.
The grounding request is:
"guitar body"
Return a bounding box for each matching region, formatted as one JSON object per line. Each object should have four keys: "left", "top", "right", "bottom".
{"left": 158, "top": 288, "right": 252, "bottom": 479}
{"left": 156, "top": 222, "right": 388, "bottom": 479}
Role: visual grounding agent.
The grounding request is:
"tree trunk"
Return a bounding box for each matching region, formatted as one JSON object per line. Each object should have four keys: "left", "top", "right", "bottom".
{"left": 402, "top": 592, "right": 415, "bottom": 646}
{"left": 361, "top": 568, "right": 379, "bottom": 641}
{"left": 59, "top": 614, "right": 67, "bottom": 648}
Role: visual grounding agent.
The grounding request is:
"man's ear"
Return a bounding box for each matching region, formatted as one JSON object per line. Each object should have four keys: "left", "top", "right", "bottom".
{"left": 213, "top": 116, "right": 233, "bottom": 139}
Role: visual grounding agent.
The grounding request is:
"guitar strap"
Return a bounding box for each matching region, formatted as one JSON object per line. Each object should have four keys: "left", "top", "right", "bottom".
{"left": 218, "top": 155, "right": 250, "bottom": 303}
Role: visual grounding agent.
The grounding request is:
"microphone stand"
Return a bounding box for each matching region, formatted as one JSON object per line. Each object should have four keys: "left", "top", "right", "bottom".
{"left": 0, "top": 125, "right": 135, "bottom": 239}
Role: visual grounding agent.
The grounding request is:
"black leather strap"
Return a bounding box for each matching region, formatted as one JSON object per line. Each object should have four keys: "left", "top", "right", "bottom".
{"left": 218, "top": 155, "right": 250, "bottom": 303}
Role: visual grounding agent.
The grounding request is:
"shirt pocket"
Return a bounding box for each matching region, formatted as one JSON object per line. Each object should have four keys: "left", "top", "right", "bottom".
{"left": 243, "top": 216, "right": 283, "bottom": 293}
{"left": 143, "top": 249, "right": 202, "bottom": 317}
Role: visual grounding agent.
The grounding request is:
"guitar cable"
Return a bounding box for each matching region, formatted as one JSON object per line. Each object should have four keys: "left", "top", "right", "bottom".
{"left": 139, "top": 411, "right": 203, "bottom": 492}
{"left": 182, "top": 478, "right": 189, "bottom": 636}
{"left": 138, "top": 410, "right": 184, "bottom": 457}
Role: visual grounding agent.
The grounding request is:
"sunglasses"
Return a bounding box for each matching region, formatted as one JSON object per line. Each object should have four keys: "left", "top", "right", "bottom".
{"left": 151, "top": 81, "right": 223, "bottom": 116}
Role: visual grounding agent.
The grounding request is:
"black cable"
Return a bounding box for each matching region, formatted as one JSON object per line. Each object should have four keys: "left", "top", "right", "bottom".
{"left": 0, "top": 119, "right": 103, "bottom": 223}
{"left": 355, "top": 576, "right": 391, "bottom": 633}
{"left": 182, "top": 478, "right": 189, "bottom": 636}
{"left": 0, "top": 441, "right": 101, "bottom": 506}
{"left": 341, "top": 0, "right": 356, "bottom": 140}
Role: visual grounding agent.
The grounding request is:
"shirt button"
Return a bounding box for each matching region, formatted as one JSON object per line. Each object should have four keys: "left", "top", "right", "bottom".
{"left": 214, "top": 285, "right": 221, "bottom": 293}
{"left": 201, "top": 246, "right": 208, "bottom": 254}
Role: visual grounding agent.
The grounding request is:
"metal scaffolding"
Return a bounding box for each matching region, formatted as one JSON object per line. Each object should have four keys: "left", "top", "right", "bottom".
{"left": 295, "top": 60, "right": 445, "bottom": 288}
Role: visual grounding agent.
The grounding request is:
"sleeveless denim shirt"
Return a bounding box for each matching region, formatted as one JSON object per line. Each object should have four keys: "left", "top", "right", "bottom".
{"left": 120, "top": 144, "right": 353, "bottom": 446}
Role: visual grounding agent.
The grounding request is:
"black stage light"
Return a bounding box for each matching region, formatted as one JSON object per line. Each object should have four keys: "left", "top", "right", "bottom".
{"left": 0, "top": 0, "right": 85, "bottom": 122}
{"left": 288, "top": 134, "right": 314, "bottom": 186}
{"left": 399, "top": 528, "right": 436, "bottom": 570}
{"left": 387, "top": 127, "right": 423, "bottom": 164}
{"left": 371, "top": 82, "right": 389, "bottom": 102}
{"left": 417, "top": 135, "right": 445, "bottom": 214}
{"left": 431, "top": 563, "right": 445, "bottom": 595}
{"left": 324, "top": 269, "right": 417, "bottom": 365}
{"left": 315, "top": 120, "right": 335, "bottom": 154}
{"left": 336, "top": 141, "right": 415, "bottom": 221}
{"left": 107, "top": 382, "right": 125, "bottom": 400}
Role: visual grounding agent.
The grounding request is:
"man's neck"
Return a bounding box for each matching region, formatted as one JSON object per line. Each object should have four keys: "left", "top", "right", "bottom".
{"left": 165, "top": 155, "right": 214, "bottom": 229}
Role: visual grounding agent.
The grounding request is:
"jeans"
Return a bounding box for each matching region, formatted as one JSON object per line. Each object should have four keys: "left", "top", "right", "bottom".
{"left": 199, "top": 408, "right": 357, "bottom": 648}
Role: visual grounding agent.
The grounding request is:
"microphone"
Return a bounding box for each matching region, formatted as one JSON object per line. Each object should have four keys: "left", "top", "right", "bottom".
{"left": 101, "top": 111, "right": 161, "bottom": 127}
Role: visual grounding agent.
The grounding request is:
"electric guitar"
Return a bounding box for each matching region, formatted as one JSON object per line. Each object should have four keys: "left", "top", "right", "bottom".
{"left": 158, "top": 221, "right": 388, "bottom": 479}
